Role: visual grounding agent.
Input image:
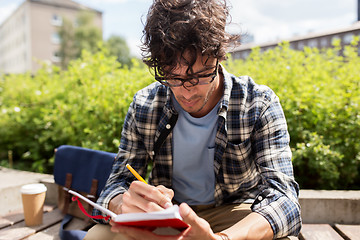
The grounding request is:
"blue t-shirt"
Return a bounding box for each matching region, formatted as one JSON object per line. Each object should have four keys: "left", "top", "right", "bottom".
{"left": 172, "top": 97, "right": 219, "bottom": 205}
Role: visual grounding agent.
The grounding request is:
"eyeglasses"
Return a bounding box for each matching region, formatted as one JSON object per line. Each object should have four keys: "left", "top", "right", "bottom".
{"left": 155, "top": 59, "right": 219, "bottom": 88}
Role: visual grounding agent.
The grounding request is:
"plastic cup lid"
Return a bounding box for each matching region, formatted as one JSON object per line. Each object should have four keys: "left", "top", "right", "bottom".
{"left": 20, "top": 183, "right": 47, "bottom": 194}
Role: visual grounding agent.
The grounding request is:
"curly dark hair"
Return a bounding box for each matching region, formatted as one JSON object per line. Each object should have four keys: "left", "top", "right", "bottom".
{"left": 141, "top": 0, "right": 240, "bottom": 76}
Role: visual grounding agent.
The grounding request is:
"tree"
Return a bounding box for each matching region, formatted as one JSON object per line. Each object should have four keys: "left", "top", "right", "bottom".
{"left": 105, "top": 35, "right": 132, "bottom": 67}
{"left": 59, "top": 18, "right": 76, "bottom": 69}
{"left": 74, "top": 10, "right": 102, "bottom": 57}
{"left": 58, "top": 10, "right": 102, "bottom": 69}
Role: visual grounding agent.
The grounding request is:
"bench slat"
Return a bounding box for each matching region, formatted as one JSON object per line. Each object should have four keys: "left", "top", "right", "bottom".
{"left": 24, "top": 216, "right": 93, "bottom": 239}
{"left": 334, "top": 224, "right": 360, "bottom": 240}
{"left": 300, "top": 224, "right": 344, "bottom": 240}
{"left": 0, "top": 209, "right": 25, "bottom": 229}
{"left": 0, "top": 227, "right": 35, "bottom": 240}
{"left": 0, "top": 205, "right": 57, "bottom": 230}
{"left": 25, "top": 222, "right": 62, "bottom": 240}
{"left": 0, "top": 208, "right": 63, "bottom": 240}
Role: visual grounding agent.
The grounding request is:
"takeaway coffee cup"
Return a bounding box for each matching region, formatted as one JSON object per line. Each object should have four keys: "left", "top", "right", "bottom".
{"left": 20, "top": 183, "right": 47, "bottom": 226}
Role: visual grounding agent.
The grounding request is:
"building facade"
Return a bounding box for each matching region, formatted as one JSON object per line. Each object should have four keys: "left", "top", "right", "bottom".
{"left": 0, "top": 0, "right": 102, "bottom": 74}
{"left": 230, "top": 22, "right": 360, "bottom": 60}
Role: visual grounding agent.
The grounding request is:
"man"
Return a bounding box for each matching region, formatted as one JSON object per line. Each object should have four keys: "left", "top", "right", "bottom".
{"left": 85, "top": 0, "right": 302, "bottom": 239}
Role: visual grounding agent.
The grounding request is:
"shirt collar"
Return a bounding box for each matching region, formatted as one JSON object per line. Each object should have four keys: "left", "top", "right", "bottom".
{"left": 218, "top": 64, "right": 232, "bottom": 117}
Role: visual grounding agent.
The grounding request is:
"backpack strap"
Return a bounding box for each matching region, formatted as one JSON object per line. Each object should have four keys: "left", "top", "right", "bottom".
{"left": 85, "top": 179, "right": 98, "bottom": 223}
{"left": 153, "top": 114, "right": 178, "bottom": 156}
{"left": 62, "top": 173, "right": 73, "bottom": 215}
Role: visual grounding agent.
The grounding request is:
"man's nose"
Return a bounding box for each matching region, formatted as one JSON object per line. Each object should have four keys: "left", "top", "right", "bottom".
{"left": 180, "top": 84, "right": 196, "bottom": 99}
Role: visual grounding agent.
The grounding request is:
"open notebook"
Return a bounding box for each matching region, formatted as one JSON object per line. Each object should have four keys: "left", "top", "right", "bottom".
{"left": 68, "top": 190, "right": 189, "bottom": 230}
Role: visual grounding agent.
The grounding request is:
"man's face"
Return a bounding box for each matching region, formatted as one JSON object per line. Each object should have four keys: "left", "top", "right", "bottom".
{"left": 168, "top": 54, "right": 223, "bottom": 118}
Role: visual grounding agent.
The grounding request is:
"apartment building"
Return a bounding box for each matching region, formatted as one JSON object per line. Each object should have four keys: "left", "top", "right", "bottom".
{"left": 230, "top": 21, "right": 360, "bottom": 60}
{"left": 0, "top": 0, "right": 102, "bottom": 74}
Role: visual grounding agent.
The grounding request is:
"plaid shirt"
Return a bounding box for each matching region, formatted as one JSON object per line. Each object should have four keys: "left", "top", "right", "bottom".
{"left": 94, "top": 65, "right": 302, "bottom": 238}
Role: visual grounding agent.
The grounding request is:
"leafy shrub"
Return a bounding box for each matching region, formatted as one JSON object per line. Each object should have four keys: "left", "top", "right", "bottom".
{"left": 1, "top": 40, "right": 359, "bottom": 189}
{"left": 0, "top": 47, "right": 152, "bottom": 173}
{"left": 225, "top": 38, "right": 360, "bottom": 189}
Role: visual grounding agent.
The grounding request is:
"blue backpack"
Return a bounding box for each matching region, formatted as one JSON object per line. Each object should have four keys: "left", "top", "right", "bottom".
{"left": 54, "top": 145, "right": 116, "bottom": 240}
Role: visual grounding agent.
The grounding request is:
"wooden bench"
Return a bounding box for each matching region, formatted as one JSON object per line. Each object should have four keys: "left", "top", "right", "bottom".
{"left": 298, "top": 224, "right": 360, "bottom": 240}
{"left": 0, "top": 205, "right": 92, "bottom": 240}
{"left": 1, "top": 206, "right": 359, "bottom": 240}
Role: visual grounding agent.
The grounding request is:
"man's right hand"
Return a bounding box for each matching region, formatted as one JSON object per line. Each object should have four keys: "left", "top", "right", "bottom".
{"left": 109, "top": 181, "right": 174, "bottom": 215}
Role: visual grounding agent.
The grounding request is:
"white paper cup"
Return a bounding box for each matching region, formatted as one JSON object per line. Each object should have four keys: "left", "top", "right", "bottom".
{"left": 20, "top": 183, "right": 47, "bottom": 226}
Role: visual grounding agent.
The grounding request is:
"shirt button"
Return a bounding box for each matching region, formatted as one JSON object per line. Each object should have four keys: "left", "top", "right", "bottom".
{"left": 166, "top": 124, "right": 171, "bottom": 129}
{"left": 258, "top": 196, "right": 263, "bottom": 201}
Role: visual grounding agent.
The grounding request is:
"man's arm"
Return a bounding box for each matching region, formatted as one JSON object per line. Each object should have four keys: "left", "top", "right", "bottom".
{"left": 221, "top": 212, "right": 273, "bottom": 240}
{"left": 250, "top": 92, "right": 302, "bottom": 238}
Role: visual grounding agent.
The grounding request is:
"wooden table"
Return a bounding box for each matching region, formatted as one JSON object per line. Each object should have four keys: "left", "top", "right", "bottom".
{"left": 0, "top": 205, "right": 92, "bottom": 240}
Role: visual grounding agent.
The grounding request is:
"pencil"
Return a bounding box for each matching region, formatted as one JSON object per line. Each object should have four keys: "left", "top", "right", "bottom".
{"left": 126, "top": 163, "right": 147, "bottom": 184}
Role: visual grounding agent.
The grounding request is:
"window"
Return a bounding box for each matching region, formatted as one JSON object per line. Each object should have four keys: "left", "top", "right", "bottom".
{"left": 308, "top": 39, "right": 317, "bottom": 48}
{"left": 51, "top": 33, "right": 61, "bottom": 44}
{"left": 298, "top": 41, "right": 305, "bottom": 50}
{"left": 52, "top": 51, "right": 61, "bottom": 62}
{"left": 52, "top": 14, "right": 63, "bottom": 26}
{"left": 343, "top": 33, "right": 353, "bottom": 44}
{"left": 331, "top": 35, "right": 341, "bottom": 45}
{"left": 320, "top": 38, "right": 328, "bottom": 48}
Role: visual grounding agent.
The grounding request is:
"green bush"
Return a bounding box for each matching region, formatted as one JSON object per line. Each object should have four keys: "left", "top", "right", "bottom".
{"left": 0, "top": 47, "right": 152, "bottom": 173}
{"left": 0, "top": 40, "right": 359, "bottom": 189}
{"left": 225, "top": 38, "right": 360, "bottom": 189}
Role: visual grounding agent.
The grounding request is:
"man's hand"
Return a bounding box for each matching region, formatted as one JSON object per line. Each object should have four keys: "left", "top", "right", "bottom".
{"left": 109, "top": 181, "right": 174, "bottom": 215}
{"left": 110, "top": 203, "right": 221, "bottom": 240}
{"left": 176, "top": 203, "right": 220, "bottom": 240}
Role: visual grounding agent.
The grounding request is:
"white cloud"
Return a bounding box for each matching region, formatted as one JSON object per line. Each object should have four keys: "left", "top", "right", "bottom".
{"left": 228, "top": 0, "right": 356, "bottom": 44}
{"left": 1, "top": 0, "right": 356, "bottom": 52}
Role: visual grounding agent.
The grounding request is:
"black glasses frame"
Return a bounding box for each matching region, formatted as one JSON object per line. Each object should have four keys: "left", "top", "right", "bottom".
{"left": 155, "top": 59, "right": 219, "bottom": 88}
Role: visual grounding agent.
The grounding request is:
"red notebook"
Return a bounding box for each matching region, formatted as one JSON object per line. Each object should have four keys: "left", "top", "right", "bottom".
{"left": 112, "top": 205, "right": 189, "bottom": 229}
{"left": 68, "top": 189, "right": 189, "bottom": 230}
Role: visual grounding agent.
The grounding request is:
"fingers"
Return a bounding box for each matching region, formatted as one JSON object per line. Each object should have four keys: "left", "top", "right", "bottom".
{"left": 156, "top": 185, "right": 174, "bottom": 199}
{"left": 123, "top": 186, "right": 167, "bottom": 213}
{"left": 154, "top": 185, "right": 174, "bottom": 208}
{"left": 179, "top": 203, "right": 196, "bottom": 225}
{"left": 122, "top": 181, "right": 173, "bottom": 213}
{"left": 179, "top": 203, "right": 213, "bottom": 234}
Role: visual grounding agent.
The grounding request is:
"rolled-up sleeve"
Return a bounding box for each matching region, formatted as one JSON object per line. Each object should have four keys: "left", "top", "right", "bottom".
{"left": 251, "top": 93, "right": 302, "bottom": 238}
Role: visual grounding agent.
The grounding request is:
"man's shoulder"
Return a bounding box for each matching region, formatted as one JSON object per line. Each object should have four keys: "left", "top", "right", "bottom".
{"left": 131, "top": 82, "right": 170, "bottom": 112}
{"left": 231, "top": 75, "right": 276, "bottom": 104}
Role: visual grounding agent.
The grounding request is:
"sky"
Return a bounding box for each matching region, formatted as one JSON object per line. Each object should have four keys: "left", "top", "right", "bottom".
{"left": 0, "top": 0, "right": 358, "bottom": 56}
